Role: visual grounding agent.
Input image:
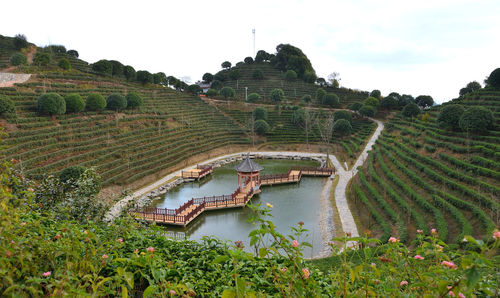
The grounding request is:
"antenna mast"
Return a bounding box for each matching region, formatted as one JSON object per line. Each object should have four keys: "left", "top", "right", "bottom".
{"left": 252, "top": 28, "right": 256, "bottom": 56}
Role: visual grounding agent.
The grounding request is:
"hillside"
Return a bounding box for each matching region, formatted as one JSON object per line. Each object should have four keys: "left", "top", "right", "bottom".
{"left": 349, "top": 89, "right": 499, "bottom": 244}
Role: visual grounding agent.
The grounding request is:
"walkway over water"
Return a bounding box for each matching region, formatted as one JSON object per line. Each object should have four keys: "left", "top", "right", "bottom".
{"left": 131, "top": 166, "right": 334, "bottom": 226}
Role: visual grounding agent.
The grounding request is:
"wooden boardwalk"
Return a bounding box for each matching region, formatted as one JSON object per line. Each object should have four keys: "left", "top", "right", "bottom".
{"left": 131, "top": 166, "right": 334, "bottom": 226}
{"left": 181, "top": 165, "right": 212, "bottom": 180}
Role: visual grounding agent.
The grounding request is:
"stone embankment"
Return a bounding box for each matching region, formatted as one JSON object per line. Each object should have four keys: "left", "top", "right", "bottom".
{"left": 0, "top": 72, "right": 31, "bottom": 87}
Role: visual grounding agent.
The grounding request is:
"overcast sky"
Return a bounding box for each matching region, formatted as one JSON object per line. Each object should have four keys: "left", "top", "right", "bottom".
{"left": 2, "top": 0, "right": 499, "bottom": 103}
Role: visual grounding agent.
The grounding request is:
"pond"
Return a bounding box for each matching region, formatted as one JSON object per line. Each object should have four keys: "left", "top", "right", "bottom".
{"left": 152, "top": 159, "right": 328, "bottom": 257}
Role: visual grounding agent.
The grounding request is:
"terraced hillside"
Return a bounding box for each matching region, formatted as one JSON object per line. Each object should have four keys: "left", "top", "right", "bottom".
{"left": 218, "top": 63, "right": 368, "bottom": 106}
{"left": 350, "top": 90, "right": 499, "bottom": 243}
{"left": 0, "top": 73, "right": 250, "bottom": 187}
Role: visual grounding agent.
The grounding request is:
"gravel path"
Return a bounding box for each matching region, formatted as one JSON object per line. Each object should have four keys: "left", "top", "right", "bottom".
{"left": 0, "top": 72, "right": 31, "bottom": 87}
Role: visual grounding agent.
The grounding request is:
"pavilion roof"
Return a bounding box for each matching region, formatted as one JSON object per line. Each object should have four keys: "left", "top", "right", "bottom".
{"left": 234, "top": 156, "right": 264, "bottom": 173}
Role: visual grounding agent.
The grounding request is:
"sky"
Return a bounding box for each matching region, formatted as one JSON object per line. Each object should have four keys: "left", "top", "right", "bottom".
{"left": 1, "top": 0, "right": 499, "bottom": 104}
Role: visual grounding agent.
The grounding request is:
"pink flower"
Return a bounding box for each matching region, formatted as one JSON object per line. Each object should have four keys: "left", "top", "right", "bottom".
{"left": 21, "top": 222, "right": 26, "bottom": 226}
{"left": 416, "top": 229, "right": 423, "bottom": 234}
{"left": 117, "top": 238, "right": 123, "bottom": 243}
{"left": 370, "top": 262, "right": 376, "bottom": 267}
{"left": 169, "top": 289, "right": 176, "bottom": 295}
{"left": 441, "top": 261, "right": 457, "bottom": 269}
{"left": 448, "top": 291, "right": 455, "bottom": 297}
{"left": 414, "top": 255, "right": 424, "bottom": 260}
{"left": 146, "top": 247, "right": 155, "bottom": 253}
{"left": 42, "top": 271, "right": 51, "bottom": 277}
{"left": 458, "top": 293, "right": 465, "bottom": 298}
{"left": 388, "top": 237, "right": 399, "bottom": 243}
{"left": 281, "top": 267, "right": 287, "bottom": 273}
{"left": 493, "top": 231, "right": 500, "bottom": 240}
{"left": 435, "top": 244, "right": 444, "bottom": 252}
{"left": 302, "top": 268, "right": 310, "bottom": 279}
{"left": 102, "top": 254, "right": 108, "bottom": 259}
{"left": 400, "top": 280, "right": 408, "bottom": 287}
{"left": 292, "top": 240, "right": 299, "bottom": 247}
{"left": 431, "top": 228, "right": 437, "bottom": 235}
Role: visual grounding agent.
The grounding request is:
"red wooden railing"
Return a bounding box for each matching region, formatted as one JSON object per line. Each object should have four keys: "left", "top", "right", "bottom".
{"left": 181, "top": 165, "right": 213, "bottom": 179}
{"left": 291, "top": 166, "right": 334, "bottom": 174}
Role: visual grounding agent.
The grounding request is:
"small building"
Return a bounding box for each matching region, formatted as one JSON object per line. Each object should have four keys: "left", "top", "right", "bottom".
{"left": 234, "top": 156, "right": 263, "bottom": 192}
{"left": 196, "top": 81, "right": 211, "bottom": 93}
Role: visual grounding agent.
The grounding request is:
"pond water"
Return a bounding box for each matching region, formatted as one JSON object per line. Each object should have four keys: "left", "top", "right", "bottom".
{"left": 152, "top": 159, "right": 328, "bottom": 257}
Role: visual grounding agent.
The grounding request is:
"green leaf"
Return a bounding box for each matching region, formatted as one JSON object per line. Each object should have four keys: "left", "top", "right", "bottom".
{"left": 465, "top": 267, "right": 480, "bottom": 288}
{"left": 214, "top": 255, "right": 230, "bottom": 264}
{"left": 124, "top": 271, "right": 134, "bottom": 289}
{"left": 236, "top": 277, "right": 246, "bottom": 296}
{"left": 221, "top": 289, "right": 236, "bottom": 298}
{"left": 463, "top": 235, "right": 478, "bottom": 245}
{"left": 258, "top": 247, "right": 267, "bottom": 257}
{"left": 143, "top": 285, "right": 157, "bottom": 298}
{"left": 121, "top": 285, "right": 128, "bottom": 298}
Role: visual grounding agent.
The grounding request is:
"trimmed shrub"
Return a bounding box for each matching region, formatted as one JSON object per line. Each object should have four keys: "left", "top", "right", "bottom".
{"left": 221, "top": 61, "right": 231, "bottom": 69}
{"left": 284, "top": 70, "right": 297, "bottom": 81}
{"left": 359, "top": 105, "right": 376, "bottom": 117}
{"left": 203, "top": 73, "right": 214, "bottom": 83}
{"left": 109, "top": 60, "right": 124, "bottom": 76}
{"left": 459, "top": 106, "right": 494, "bottom": 133}
{"left": 123, "top": 65, "right": 136, "bottom": 81}
{"left": 254, "top": 119, "right": 270, "bottom": 135}
{"left": 402, "top": 103, "right": 420, "bottom": 118}
{"left": 333, "top": 110, "right": 352, "bottom": 124}
{"left": 210, "top": 80, "right": 223, "bottom": 90}
{"left": 33, "top": 52, "right": 51, "bottom": 66}
{"left": 370, "top": 89, "right": 381, "bottom": 98}
{"left": 126, "top": 93, "right": 143, "bottom": 108}
{"left": 57, "top": 58, "right": 71, "bottom": 70}
{"left": 106, "top": 94, "right": 127, "bottom": 111}
{"left": 229, "top": 69, "right": 241, "bottom": 80}
{"left": 91, "top": 60, "right": 113, "bottom": 75}
{"left": 244, "top": 57, "right": 254, "bottom": 64}
{"left": 363, "top": 96, "right": 379, "bottom": 107}
{"left": 270, "top": 88, "right": 284, "bottom": 102}
{"left": 349, "top": 102, "right": 362, "bottom": 111}
{"left": 485, "top": 68, "right": 500, "bottom": 89}
{"left": 59, "top": 165, "right": 86, "bottom": 182}
{"left": 67, "top": 50, "right": 79, "bottom": 58}
{"left": 315, "top": 88, "right": 326, "bottom": 102}
{"left": 10, "top": 53, "right": 27, "bottom": 66}
{"left": 333, "top": 119, "right": 352, "bottom": 136}
{"left": 380, "top": 96, "right": 398, "bottom": 110}
{"left": 64, "top": 94, "right": 85, "bottom": 113}
{"left": 214, "top": 71, "right": 228, "bottom": 82}
{"left": 247, "top": 93, "right": 261, "bottom": 102}
{"left": 0, "top": 95, "right": 16, "bottom": 115}
{"left": 220, "top": 87, "right": 235, "bottom": 99}
{"left": 252, "top": 68, "right": 264, "bottom": 79}
{"left": 437, "top": 104, "right": 465, "bottom": 130}
{"left": 303, "top": 70, "right": 317, "bottom": 83}
{"left": 322, "top": 93, "right": 340, "bottom": 106}
{"left": 136, "top": 70, "right": 153, "bottom": 85}
{"left": 85, "top": 93, "right": 106, "bottom": 111}
{"left": 301, "top": 95, "right": 312, "bottom": 103}
{"left": 416, "top": 95, "right": 434, "bottom": 108}
{"left": 37, "top": 93, "right": 66, "bottom": 116}
{"left": 206, "top": 89, "right": 218, "bottom": 97}
{"left": 253, "top": 107, "right": 268, "bottom": 121}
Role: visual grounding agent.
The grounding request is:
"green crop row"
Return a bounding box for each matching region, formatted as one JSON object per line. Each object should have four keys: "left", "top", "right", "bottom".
{"left": 439, "top": 153, "right": 500, "bottom": 180}
{"left": 469, "top": 155, "right": 500, "bottom": 171}
{"left": 353, "top": 184, "right": 391, "bottom": 242}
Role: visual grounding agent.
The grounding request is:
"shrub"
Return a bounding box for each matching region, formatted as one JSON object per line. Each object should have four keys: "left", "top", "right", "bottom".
{"left": 126, "top": 92, "right": 143, "bottom": 108}
{"left": 301, "top": 95, "right": 312, "bottom": 103}
{"left": 221, "top": 61, "right": 231, "bottom": 69}
{"left": 214, "top": 71, "right": 228, "bottom": 82}
{"left": 252, "top": 68, "right": 264, "bottom": 79}
{"left": 106, "top": 93, "right": 127, "bottom": 111}
{"left": 0, "top": 95, "right": 16, "bottom": 115}
{"left": 254, "top": 119, "right": 270, "bottom": 135}
{"left": 220, "top": 87, "right": 235, "bottom": 99}
{"left": 109, "top": 60, "right": 124, "bottom": 76}
{"left": 136, "top": 70, "right": 153, "bottom": 85}
{"left": 57, "top": 58, "right": 71, "bottom": 70}
{"left": 247, "top": 93, "right": 261, "bottom": 102}
{"left": 380, "top": 96, "right": 398, "bottom": 110}
{"left": 33, "top": 52, "right": 51, "bottom": 66}
{"left": 333, "top": 110, "right": 352, "bottom": 124}
{"left": 416, "top": 95, "right": 434, "bottom": 108}
{"left": 459, "top": 106, "right": 494, "bottom": 133}
{"left": 303, "top": 71, "right": 317, "bottom": 83}
{"left": 91, "top": 60, "right": 112, "bottom": 75}
{"left": 349, "top": 102, "right": 362, "bottom": 111}
{"left": 10, "top": 53, "right": 27, "bottom": 66}
{"left": 284, "top": 70, "right": 297, "bottom": 81}
{"left": 229, "top": 69, "right": 241, "bottom": 80}
{"left": 206, "top": 89, "right": 218, "bottom": 97}
{"left": 153, "top": 72, "right": 167, "bottom": 85}
{"left": 13, "top": 34, "right": 28, "bottom": 50}
{"left": 253, "top": 107, "right": 268, "bottom": 121}
{"left": 485, "top": 68, "right": 500, "bottom": 89}
{"left": 370, "top": 89, "right": 381, "bottom": 98}
{"left": 402, "top": 103, "right": 420, "bottom": 118}
{"left": 322, "top": 93, "right": 340, "bottom": 106}
{"left": 123, "top": 65, "right": 136, "bottom": 81}
{"left": 59, "top": 165, "right": 86, "bottom": 182}
{"left": 363, "top": 96, "right": 379, "bottom": 107}
{"left": 315, "top": 88, "right": 326, "bottom": 102}
{"left": 37, "top": 93, "right": 66, "bottom": 116}
{"left": 333, "top": 119, "right": 352, "bottom": 136}
{"left": 244, "top": 57, "right": 254, "bottom": 64}
{"left": 67, "top": 50, "right": 79, "bottom": 58}
{"left": 85, "top": 93, "right": 106, "bottom": 111}
{"left": 187, "top": 84, "right": 201, "bottom": 94}
{"left": 64, "top": 94, "right": 85, "bottom": 113}
{"left": 359, "top": 105, "right": 376, "bottom": 117}
{"left": 437, "top": 104, "right": 465, "bottom": 130}
{"left": 270, "top": 88, "right": 284, "bottom": 102}
{"left": 210, "top": 80, "right": 223, "bottom": 90}
{"left": 202, "top": 73, "right": 214, "bottom": 83}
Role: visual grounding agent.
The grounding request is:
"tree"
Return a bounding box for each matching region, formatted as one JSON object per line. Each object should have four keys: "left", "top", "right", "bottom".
{"left": 322, "top": 93, "right": 340, "bottom": 107}
{"left": 123, "top": 65, "right": 136, "bottom": 81}
{"left": 255, "top": 50, "right": 270, "bottom": 63}
{"left": 85, "top": 93, "right": 106, "bottom": 111}
{"left": 64, "top": 94, "right": 85, "bottom": 113}
{"left": 398, "top": 94, "right": 414, "bottom": 108}
{"left": 59, "top": 165, "right": 86, "bottom": 182}
{"left": 359, "top": 105, "right": 376, "bottom": 117}
{"left": 58, "top": 58, "right": 71, "bottom": 70}
{"left": 136, "top": 70, "right": 153, "bottom": 85}
{"left": 291, "top": 108, "right": 318, "bottom": 148}
{"left": 466, "top": 81, "right": 481, "bottom": 92}
{"left": 10, "top": 53, "right": 27, "bottom": 66}
{"left": 349, "top": 102, "right": 362, "bottom": 112}
{"left": 187, "top": 84, "right": 201, "bottom": 95}
{"left": 126, "top": 92, "right": 143, "bottom": 108}
{"left": 333, "top": 119, "right": 352, "bottom": 136}
{"left": 284, "top": 70, "right": 297, "bottom": 81}
{"left": 303, "top": 71, "right": 317, "bottom": 83}
{"left": 437, "top": 104, "right": 465, "bottom": 130}
{"left": 316, "top": 78, "right": 327, "bottom": 87}
{"left": 153, "top": 72, "right": 167, "bottom": 85}
{"left": 415, "top": 95, "right": 434, "bottom": 108}
{"left": 301, "top": 95, "right": 312, "bottom": 103}
{"left": 202, "top": 73, "right": 214, "bottom": 83}
{"left": 214, "top": 71, "right": 228, "bottom": 82}
{"left": 13, "top": 34, "right": 28, "bottom": 50}
{"left": 363, "top": 96, "right": 379, "bottom": 107}
{"left": 106, "top": 94, "right": 127, "bottom": 111}
{"left": 109, "top": 60, "right": 124, "bottom": 76}
{"left": 333, "top": 110, "right": 352, "bottom": 124}
{"left": 91, "top": 60, "right": 113, "bottom": 75}
{"left": 485, "top": 68, "right": 500, "bottom": 89}
{"left": 247, "top": 93, "right": 261, "bottom": 103}
{"left": 220, "top": 87, "right": 235, "bottom": 99}
{"left": 210, "top": 80, "right": 223, "bottom": 90}
{"left": 380, "top": 96, "right": 398, "bottom": 110}
{"left": 254, "top": 119, "right": 270, "bottom": 135}
{"left": 206, "top": 89, "right": 218, "bottom": 97}
{"left": 37, "top": 93, "right": 66, "bottom": 116}
{"left": 221, "top": 61, "right": 232, "bottom": 69}
{"left": 459, "top": 106, "right": 494, "bottom": 134}
{"left": 253, "top": 107, "right": 268, "bottom": 121}
{"left": 67, "top": 50, "right": 79, "bottom": 58}
{"left": 0, "top": 95, "right": 16, "bottom": 115}
{"left": 402, "top": 103, "right": 420, "bottom": 118}
{"left": 272, "top": 44, "right": 315, "bottom": 78}
{"left": 370, "top": 90, "right": 381, "bottom": 99}
{"left": 33, "top": 52, "right": 51, "bottom": 66}
{"left": 252, "top": 68, "right": 264, "bottom": 79}
{"left": 315, "top": 88, "right": 326, "bottom": 102}
{"left": 270, "top": 88, "right": 284, "bottom": 102}
{"left": 327, "top": 72, "right": 341, "bottom": 87}
{"left": 229, "top": 69, "right": 241, "bottom": 80}
{"left": 244, "top": 57, "right": 254, "bottom": 64}
{"left": 318, "top": 113, "right": 335, "bottom": 159}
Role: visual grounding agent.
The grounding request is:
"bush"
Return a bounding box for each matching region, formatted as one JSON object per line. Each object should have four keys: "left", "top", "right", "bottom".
{"left": 380, "top": 96, "right": 398, "bottom": 110}
{"left": 67, "top": 50, "right": 79, "bottom": 58}
{"left": 91, "top": 60, "right": 112, "bottom": 75}
{"left": 59, "top": 165, "right": 86, "bottom": 182}
{"left": 359, "top": 105, "right": 376, "bottom": 117}
{"left": 202, "top": 73, "right": 214, "bottom": 83}
{"left": 315, "top": 88, "right": 326, "bottom": 102}
{"left": 210, "top": 80, "right": 223, "bottom": 90}
{"left": 57, "top": 58, "right": 71, "bottom": 70}
{"left": 123, "top": 65, "right": 136, "bottom": 81}
{"left": 270, "top": 88, "right": 284, "bottom": 102}
{"left": 13, "top": 34, "right": 28, "bottom": 50}
{"left": 253, "top": 107, "right": 268, "bottom": 121}
{"left": 106, "top": 94, "right": 127, "bottom": 111}
{"left": 247, "top": 93, "right": 261, "bottom": 102}
{"left": 153, "top": 72, "right": 167, "bottom": 85}
{"left": 126, "top": 92, "right": 143, "bottom": 108}
{"left": 0, "top": 95, "right": 16, "bottom": 115}
{"left": 206, "top": 89, "right": 218, "bottom": 97}
{"left": 363, "top": 96, "right": 379, "bottom": 107}
{"left": 254, "top": 119, "right": 270, "bottom": 135}
{"left": 322, "top": 93, "right": 340, "bottom": 107}
{"left": 220, "top": 87, "right": 235, "bottom": 99}
{"left": 333, "top": 119, "right": 352, "bottom": 136}
{"left": 221, "top": 61, "right": 231, "bottom": 69}
{"left": 402, "top": 103, "right": 420, "bottom": 118}
{"left": 416, "top": 95, "right": 434, "bottom": 108}
{"left": 349, "top": 102, "right": 362, "bottom": 111}
{"left": 214, "top": 71, "right": 228, "bottom": 82}
{"left": 333, "top": 110, "right": 352, "bottom": 124}
{"left": 10, "top": 53, "right": 27, "bottom": 66}
{"left": 485, "top": 68, "right": 500, "bottom": 89}
{"left": 136, "top": 70, "right": 153, "bottom": 85}
{"left": 284, "top": 70, "right": 297, "bottom": 81}
{"left": 301, "top": 95, "right": 312, "bottom": 103}
{"left": 229, "top": 69, "right": 241, "bottom": 80}
{"left": 303, "top": 71, "right": 317, "bottom": 83}
{"left": 37, "top": 93, "right": 66, "bottom": 116}
{"left": 244, "top": 57, "right": 254, "bottom": 64}
{"left": 33, "top": 52, "right": 51, "bottom": 66}
{"left": 64, "top": 94, "right": 85, "bottom": 113}
{"left": 85, "top": 93, "right": 106, "bottom": 111}
{"left": 437, "top": 104, "right": 465, "bottom": 130}
{"left": 370, "top": 89, "right": 381, "bottom": 98}
{"left": 109, "top": 60, "right": 124, "bottom": 76}
{"left": 459, "top": 106, "right": 494, "bottom": 133}
{"left": 252, "top": 68, "right": 264, "bottom": 79}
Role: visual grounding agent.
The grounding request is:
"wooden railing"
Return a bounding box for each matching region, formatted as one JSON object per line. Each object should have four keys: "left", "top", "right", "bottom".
{"left": 181, "top": 165, "right": 213, "bottom": 179}
{"left": 291, "top": 166, "right": 334, "bottom": 174}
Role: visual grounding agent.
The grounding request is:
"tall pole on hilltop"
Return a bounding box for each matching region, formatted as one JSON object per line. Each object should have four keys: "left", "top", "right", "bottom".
{"left": 252, "top": 28, "right": 256, "bottom": 56}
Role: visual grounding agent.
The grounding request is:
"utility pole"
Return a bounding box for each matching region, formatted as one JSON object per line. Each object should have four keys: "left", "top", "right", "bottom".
{"left": 252, "top": 28, "right": 256, "bottom": 56}
{"left": 245, "top": 87, "right": 248, "bottom": 101}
